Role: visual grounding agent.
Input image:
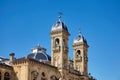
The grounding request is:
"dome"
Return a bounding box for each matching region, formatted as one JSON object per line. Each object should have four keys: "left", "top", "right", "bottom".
{"left": 73, "top": 32, "right": 87, "bottom": 44}
{"left": 51, "top": 19, "right": 68, "bottom": 32}
{"left": 27, "top": 53, "right": 51, "bottom": 61}
{"left": 27, "top": 44, "right": 51, "bottom": 62}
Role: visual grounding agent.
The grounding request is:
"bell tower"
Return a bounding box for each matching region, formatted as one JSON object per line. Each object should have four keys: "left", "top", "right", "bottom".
{"left": 72, "top": 31, "right": 89, "bottom": 75}
{"left": 50, "top": 16, "right": 70, "bottom": 69}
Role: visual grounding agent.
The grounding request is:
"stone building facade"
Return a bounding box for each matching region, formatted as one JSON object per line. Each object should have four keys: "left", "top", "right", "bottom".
{"left": 0, "top": 16, "right": 96, "bottom": 80}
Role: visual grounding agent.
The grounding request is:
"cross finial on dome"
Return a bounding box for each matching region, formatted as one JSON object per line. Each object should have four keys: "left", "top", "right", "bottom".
{"left": 58, "top": 12, "right": 63, "bottom": 21}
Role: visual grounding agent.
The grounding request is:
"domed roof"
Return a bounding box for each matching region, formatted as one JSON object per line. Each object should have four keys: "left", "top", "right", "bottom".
{"left": 27, "top": 44, "right": 51, "bottom": 62}
{"left": 51, "top": 17, "right": 68, "bottom": 32}
{"left": 73, "top": 31, "right": 87, "bottom": 44}
{"left": 27, "top": 53, "right": 51, "bottom": 61}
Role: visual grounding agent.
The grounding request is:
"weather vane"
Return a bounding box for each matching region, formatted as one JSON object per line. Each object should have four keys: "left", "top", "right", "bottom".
{"left": 79, "top": 28, "right": 82, "bottom": 34}
{"left": 58, "top": 12, "right": 63, "bottom": 19}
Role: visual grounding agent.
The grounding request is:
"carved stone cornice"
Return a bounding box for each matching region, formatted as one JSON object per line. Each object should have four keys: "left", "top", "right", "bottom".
{"left": 13, "top": 57, "right": 29, "bottom": 65}
{"left": 50, "top": 29, "right": 70, "bottom": 36}
{"left": 13, "top": 57, "right": 58, "bottom": 70}
{"left": 53, "top": 46, "right": 61, "bottom": 53}
{"left": 72, "top": 43, "right": 89, "bottom": 48}
{"left": 75, "top": 57, "right": 82, "bottom": 62}
{"left": 0, "top": 63, "right": 13, "bottom": 70}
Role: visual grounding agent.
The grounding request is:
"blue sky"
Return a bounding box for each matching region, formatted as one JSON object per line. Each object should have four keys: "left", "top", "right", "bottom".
{"left": 0, "top": 0, "right": 120, "bottom": 80}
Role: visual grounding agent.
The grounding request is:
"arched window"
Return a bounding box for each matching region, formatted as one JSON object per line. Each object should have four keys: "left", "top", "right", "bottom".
{"left": 0, "top": 72, "right": 1, "bottom": 80}
{"left": 4, "top": 72, "right": 10, "bottom": 80}
{"left": 55, "top": 38, "right": 59, "bottom": 47}
{"left": 76, "top": 50, "right": 81, "bottom": 58}
{"left": 31, "top": 71, "right": 38, "bottom": 80}
{"left": 41, "top": 72, "right": 46, "bottom": 80}
{"left": 41, "top": 72, "right": 45, "bottom": 77}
